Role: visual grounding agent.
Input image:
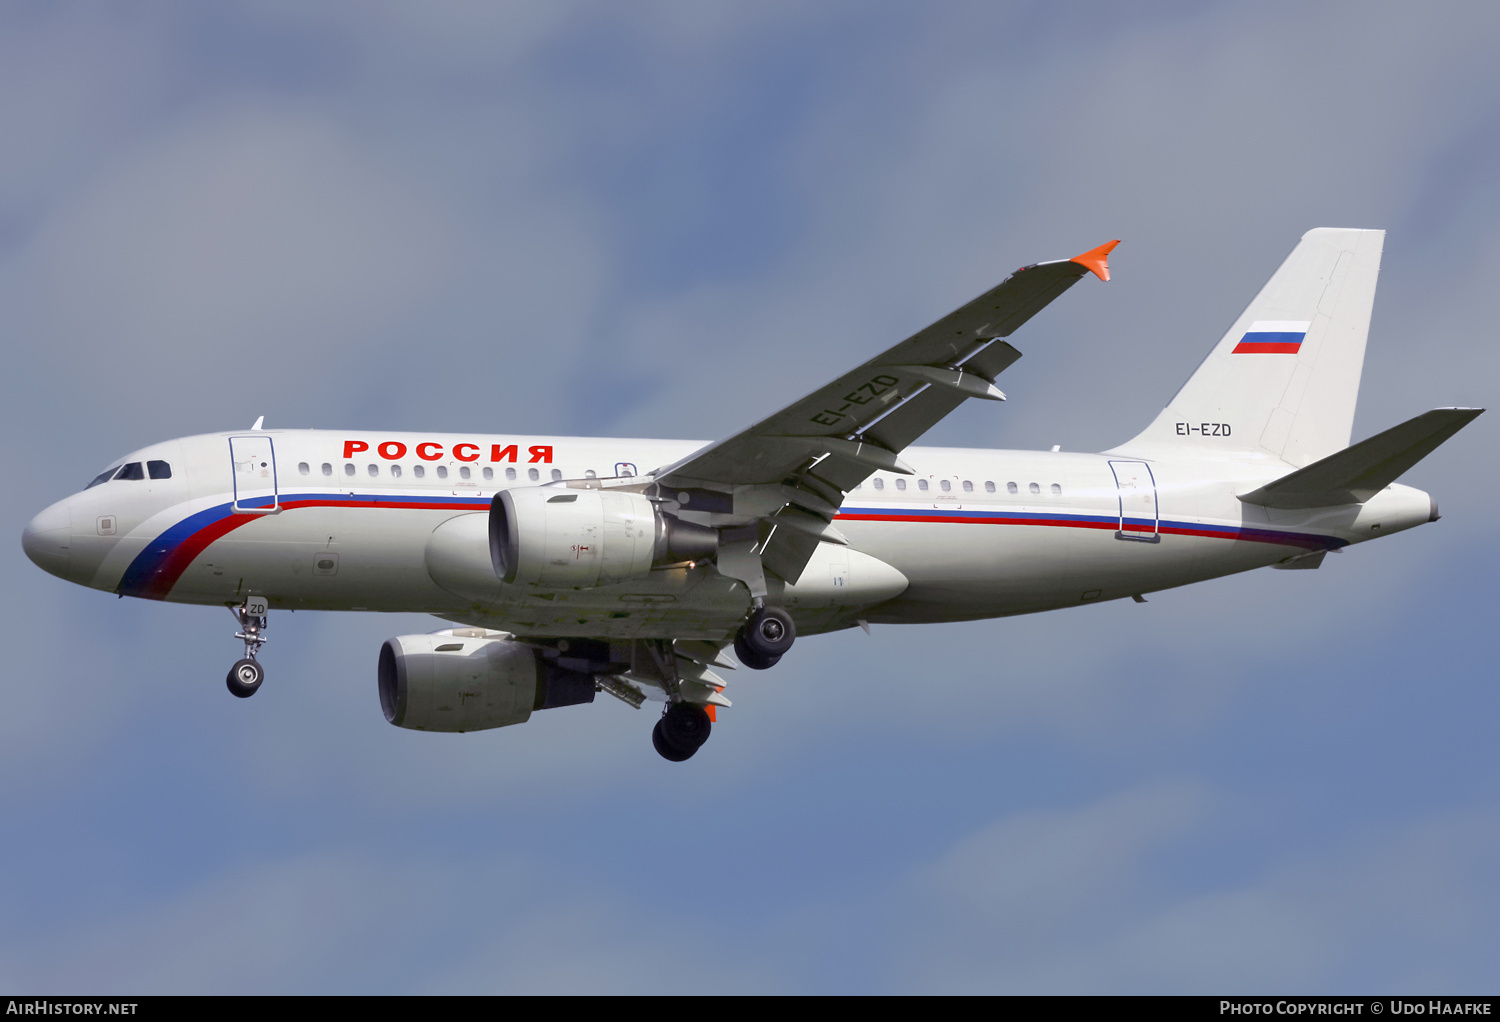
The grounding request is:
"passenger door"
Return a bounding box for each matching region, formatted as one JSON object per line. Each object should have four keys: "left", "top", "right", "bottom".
{"left": 230, "top": 436, "right": 279, "bottom": 514}
{"left": 1108, "top": 460, "right": 1158, "bottom": 542}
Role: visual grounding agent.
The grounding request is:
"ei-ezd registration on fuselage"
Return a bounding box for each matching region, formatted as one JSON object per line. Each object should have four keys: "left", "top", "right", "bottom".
{"left": 22, "top": 230, "right": 1482, "bottom": 761}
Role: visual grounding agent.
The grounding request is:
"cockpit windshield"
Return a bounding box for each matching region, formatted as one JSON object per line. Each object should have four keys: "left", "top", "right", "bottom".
{"left": 84, "top": 460, "right": 169, "bottom": 488}
{"left": 86, "top": 465, "right": 121, "bottom": 489}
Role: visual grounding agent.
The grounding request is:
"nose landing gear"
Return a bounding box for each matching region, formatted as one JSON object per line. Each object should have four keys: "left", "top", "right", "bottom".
{"left": 226, "top": 598, "right": 269, "bottom": 698}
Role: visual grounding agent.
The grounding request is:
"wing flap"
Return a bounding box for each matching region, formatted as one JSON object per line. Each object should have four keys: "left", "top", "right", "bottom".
{"left": 1239, "top": 407, "right": 1483, "bottom": 509}
{"left": 760, "top": 523, "right": 822, "bottom": 585}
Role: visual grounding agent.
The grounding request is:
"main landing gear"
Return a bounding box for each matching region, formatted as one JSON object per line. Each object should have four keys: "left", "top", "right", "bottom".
{"left": 639, "top": 637, "right": 716, "bottom": 762}
{"left": 733, "top": 604, "right": 795, "bottom": 670}
{"left": 226, "top": 598, "right": 269, "bottom": 698}
{"left": 652, "top": 702, "right": 712, "bottom": 762}
{"left": 650, "top": 605, "right": 795, "bottom": 761}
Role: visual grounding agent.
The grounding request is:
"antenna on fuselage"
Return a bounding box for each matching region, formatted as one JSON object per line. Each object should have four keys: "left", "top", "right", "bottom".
{"left": 251, "top": 416, "right": 265, "bottom": 430}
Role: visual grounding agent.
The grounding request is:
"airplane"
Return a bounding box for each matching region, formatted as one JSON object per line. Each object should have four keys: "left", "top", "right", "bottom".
{"left": 21, "top": 228, "right": 1482, "bottom": 761}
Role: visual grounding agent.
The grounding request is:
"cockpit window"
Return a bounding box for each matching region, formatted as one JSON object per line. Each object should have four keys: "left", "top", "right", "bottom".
{"left": 86, "top": 460, "right": 165, "bottom": 487}
{"left": 86, "top": 465, "right": 121, "bottom": 489}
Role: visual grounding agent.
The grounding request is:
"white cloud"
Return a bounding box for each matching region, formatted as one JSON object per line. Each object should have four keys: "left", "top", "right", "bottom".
{"left": 2, "top": 841, "right": 776, "bottom": 994}
{"left": 6, "top": 851, "right": 445, "bottom": 993}
{"left": 0, "top": 10, "right": 169, "bottom": 216}
{"left": 422, "top": 896, "right": 779, "bottom": 994}
{"left": 236, "top": 0, "right": 580, "bottom": 72}
{"left": 884, "top": 786, "right": 1500, "bottom": 993}
{"left": 921, "top": 782, "right": 1206, "bottom": 931}
{"left": 22, "top": 103, "right": 455, "bottom": 403}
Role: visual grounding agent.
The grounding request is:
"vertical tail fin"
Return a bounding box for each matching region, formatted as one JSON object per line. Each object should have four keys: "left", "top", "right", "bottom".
{"left": 1117, "top": 228, "right": 1385, "bottom": 466}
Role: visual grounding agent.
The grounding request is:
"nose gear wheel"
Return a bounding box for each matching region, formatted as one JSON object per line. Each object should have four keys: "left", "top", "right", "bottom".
{"left": 227, "top": 658, "right": 264, "bottom": 698}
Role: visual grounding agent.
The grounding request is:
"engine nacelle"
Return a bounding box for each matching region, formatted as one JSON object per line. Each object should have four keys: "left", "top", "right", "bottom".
{"left": 379, "top": 630, "right": 598, "bottom": 732}
{"left": 379, "top": 631, "right": 539, "bottom": 732}
{"left": 490, "top": 487, "right": 715, "bottom": 588}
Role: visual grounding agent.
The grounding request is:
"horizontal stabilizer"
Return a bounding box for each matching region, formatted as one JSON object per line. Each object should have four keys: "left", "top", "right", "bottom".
{"left": 1240, "top": 407, "right": 1483, "bottom": 509}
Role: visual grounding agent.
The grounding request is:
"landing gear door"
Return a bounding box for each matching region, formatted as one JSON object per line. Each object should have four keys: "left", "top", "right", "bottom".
{"left": 230, "top": 436, "right": 279, "bottom": 514}
{"left": 1109, "top": 460, "right": 1158, "bottom": 542}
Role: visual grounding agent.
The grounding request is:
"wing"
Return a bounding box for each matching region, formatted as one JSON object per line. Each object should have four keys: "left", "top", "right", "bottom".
{"left": 649, "top": 240, "right": 1119, "bottom": 587}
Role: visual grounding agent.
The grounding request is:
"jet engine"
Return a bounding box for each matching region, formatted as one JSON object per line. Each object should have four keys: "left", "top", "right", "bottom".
{"left": 378, "top": 630, "right": 596, "bottom": 732}
{"left": 490, "top": 487, "right": 716, "bottom": 588}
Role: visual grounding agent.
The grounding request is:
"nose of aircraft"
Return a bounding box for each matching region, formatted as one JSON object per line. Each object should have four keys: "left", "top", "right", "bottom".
{"left": 22, "top": 500, "right": 72, "bottom": 580}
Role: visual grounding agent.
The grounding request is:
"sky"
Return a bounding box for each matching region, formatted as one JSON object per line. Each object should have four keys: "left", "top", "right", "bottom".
{"left": 3, "top": 0, "right": 1499, "bottom": 994}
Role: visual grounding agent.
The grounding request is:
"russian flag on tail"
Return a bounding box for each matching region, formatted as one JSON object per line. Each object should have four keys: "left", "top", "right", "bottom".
{"left": 1233, "top": 320, "right": 1309, "bottom": 354}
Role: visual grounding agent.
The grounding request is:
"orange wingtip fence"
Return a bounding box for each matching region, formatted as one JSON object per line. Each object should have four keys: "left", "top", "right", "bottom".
{"left": 1071, "top": 239, "right": 1120, "bottom": 281}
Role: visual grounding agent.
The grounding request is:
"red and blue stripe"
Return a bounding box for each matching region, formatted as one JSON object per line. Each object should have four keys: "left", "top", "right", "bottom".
{"left": 835, "top": 505, "right": 1345, "bottom": 550}
{"left": 118, "top": 491, "right": 490, "bottom": 600}
{"left": 117, "top": 493, "right": 1347, "bottom": 601}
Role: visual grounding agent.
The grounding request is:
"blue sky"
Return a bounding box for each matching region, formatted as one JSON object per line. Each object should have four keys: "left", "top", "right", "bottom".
{"left": 3, "top": 1, "right": 1499, "bottom": 993}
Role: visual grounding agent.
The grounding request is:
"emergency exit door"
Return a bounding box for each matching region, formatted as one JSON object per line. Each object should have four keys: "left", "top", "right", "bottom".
{"left": 1109, "top": 460, "right": 1158, "bottom": 542}
{"left": 230, "top": 436, "right": 279, "bottom": 513}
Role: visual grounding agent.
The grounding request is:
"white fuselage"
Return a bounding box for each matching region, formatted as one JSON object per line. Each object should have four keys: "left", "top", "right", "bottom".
{"left": 24, "top": 429, "right": 1435, "bottom": 641}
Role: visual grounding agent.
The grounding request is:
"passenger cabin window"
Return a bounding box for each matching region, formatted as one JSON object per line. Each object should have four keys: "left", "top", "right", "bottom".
{"left": 1051, "top": 483, "right": 1062, "bottom": 495}
{"left": 940, "top": 479, "right": 951, "bottom": 492}
{"left": 344, "top": 464, "right": 355, "bottom": 477}
{"left": 962, "top": 480, "right": 973, "bottom": 492}
{"left": 437, "top": 466, "right": 449, "bottom": 479}
{"left": 895, "top": 478, "right": 906, "bottom": 491}
{"left": 116, "top": 462, "right": 145, "bottom": 481}
{"left": 414, "top": 466, "right": 425, "bottom": 478}
{"left": 459, "top": 466, "right": 471, "bottom": 480}
{"left": 985, "top": 481, "right": 995, "bottom": 493}
{"left": 917, "top": 479, "right": 929, "bottom": 491}
{"left": 86, "top": 466, "right": 121, "bottom": 489}
{"left": 298, "top": 462, "right": 310, "bottom": 476}
{"left": 1029, "top": 482, "right": 1040, "bottom": 495}
{"left": 528, "top": 468, "right": 539, "bottom": 481}
{"left": 367, "top": 464, "right": 379, "bottom": 477}
{"left": 551, "top": 468, "right": 562, "bottom": 481}
{"left": 506, "top": 467, "right": 517, "bottom": 481}
{"left": 1007, "top": 481, "right": 1018, "bottom": 494}
{"left": 321, "top": 463, "right": 333, "bottom": 477}
{"left": 873, "top": 478, "right": 884, "bottom": 491}
{"left": 483, "top": 467, "right": 494, "bottom": 481}
{"left": 391, "top": 465, "right": 402, "bottom": 478}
